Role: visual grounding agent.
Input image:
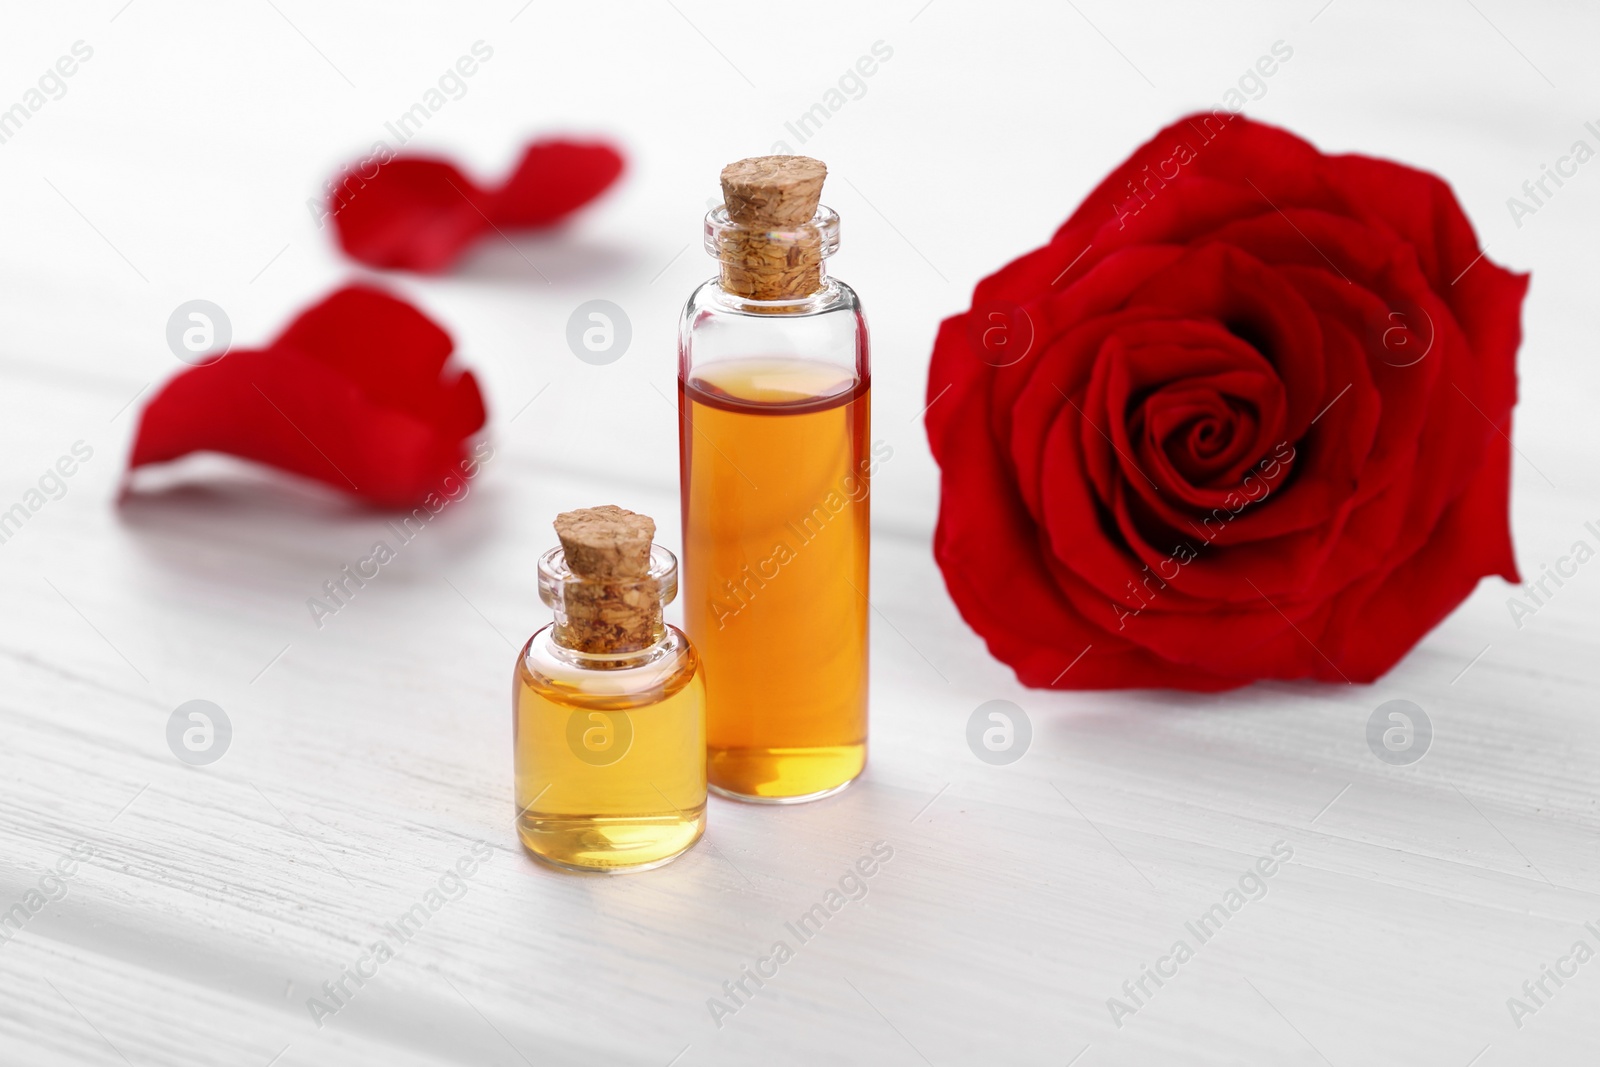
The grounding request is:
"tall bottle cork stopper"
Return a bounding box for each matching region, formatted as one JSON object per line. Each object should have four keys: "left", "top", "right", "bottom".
{"left": 717, "top": 155, "right": 828, "bottom": 301}
{"left": 552, "top": 505, "right": 661, "bottom": 654}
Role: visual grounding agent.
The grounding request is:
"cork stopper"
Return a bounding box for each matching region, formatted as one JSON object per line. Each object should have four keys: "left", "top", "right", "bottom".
{"left": 716, "top": 155, "right": 828, "bottom": 301}
{"left": 551, "top": 505, "right": 662, "bottom": 654}
{"left": 721, "top": 156, "right": 827, "bottom": 227}
{"left": 554, "top": 505, "right": 654, "bottom": 580}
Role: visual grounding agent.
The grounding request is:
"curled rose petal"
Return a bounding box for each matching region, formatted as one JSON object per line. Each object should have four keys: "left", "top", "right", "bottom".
{"left": 328, "top": 139, "right": 625, "bottom": 272}
{"left": 926, "top": 113, "right": 1527, "bottom": 691}
{"left": 127, "top": 285, "right": 486, "bottom": 509}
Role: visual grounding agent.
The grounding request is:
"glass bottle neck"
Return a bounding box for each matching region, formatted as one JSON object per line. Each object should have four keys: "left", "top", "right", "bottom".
{"left": 537, "top": 544, "right": 679, "bottom": 665}
{"left": 718, "top": 258, "right": 828, "bottom": 304}
{"left": 705, "top": 203, "right": 840, "bottom": 305}
{"left": 547, "top": 629, "right": 673, "bottom": 670}
{"left": 703, "top": 274, "right": 849, "bottom": 317}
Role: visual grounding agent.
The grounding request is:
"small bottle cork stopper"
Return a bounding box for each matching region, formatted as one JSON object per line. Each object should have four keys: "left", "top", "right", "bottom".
{"left": 721, "top": 156, "right": 827, "bottom": 228}
{"left": 552, "top": 505, "right": 661, "bottom": 654}
{"left": 554, "top": 504, "right": 655, "bottom": 580}
{"left": 717, "top": 155, "right": 828, "bottom": 301}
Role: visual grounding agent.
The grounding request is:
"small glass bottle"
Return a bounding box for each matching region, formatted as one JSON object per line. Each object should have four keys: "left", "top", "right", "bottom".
{"left": 512, "top": 506, "right": 706, "bottom": 872}
{"left": 678, "top": 156, "right": 871, "bottom": 802}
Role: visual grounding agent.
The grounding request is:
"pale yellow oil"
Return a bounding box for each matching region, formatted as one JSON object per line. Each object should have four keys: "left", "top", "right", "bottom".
{"left": 513, "top": 626, "right": 706, "bottom": 871}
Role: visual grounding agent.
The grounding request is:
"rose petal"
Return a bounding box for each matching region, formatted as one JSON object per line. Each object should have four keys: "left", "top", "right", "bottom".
{"left": 328, "top": 139, "right": 624, "bottom": 273}
{"left": 488, "top": 140, "right": 626, "bottom": 228}
{"left": 330, "top": 158, "right": 490, "bottom": 273}
{"left": 128, "top": 285, "right": 486, "bottom": 508}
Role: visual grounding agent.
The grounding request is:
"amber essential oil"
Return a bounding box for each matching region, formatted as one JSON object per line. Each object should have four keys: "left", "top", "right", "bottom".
{"left": 679, "top": 156, "right": 872, "bottom": 802}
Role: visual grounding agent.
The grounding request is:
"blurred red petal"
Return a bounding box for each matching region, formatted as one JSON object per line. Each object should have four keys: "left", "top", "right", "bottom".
{"left": 329, "top": 158, "right": 489, "bottom": 273}
{"left": 488, "top": 140, "right": 626, "bottom": 228}
{"left": 127, "top": 285, "right": 486, "bottom": 509}
{"left": 328, "top": 139, "right": 624, "bottom": 273}
{"left": 273, "top": 285, "right": 460, "bottom": 427}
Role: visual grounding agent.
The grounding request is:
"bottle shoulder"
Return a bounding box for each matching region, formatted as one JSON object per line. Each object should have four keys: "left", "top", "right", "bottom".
{"left": 682, "top": 276, "right": 863, "bottom": 320}
{"left": 679, "top": 276, "right": 870, "bottom": 381}
{"left": 516, "top": 624, "right": 700, "bottom": 709}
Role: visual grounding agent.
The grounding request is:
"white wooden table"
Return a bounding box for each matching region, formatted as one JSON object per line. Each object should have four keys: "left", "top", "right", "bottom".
{"left": 2, "top": 2, "right": 1598, "bottom": 1064}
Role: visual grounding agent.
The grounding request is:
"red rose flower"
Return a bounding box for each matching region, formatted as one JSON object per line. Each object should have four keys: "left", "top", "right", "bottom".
{"left": 925, "top": 113, "right": 1527, "bottom": 691}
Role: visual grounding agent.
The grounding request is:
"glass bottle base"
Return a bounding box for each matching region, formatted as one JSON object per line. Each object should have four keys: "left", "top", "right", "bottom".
{"left": 709, "top": 777, "right": 857, "bottom": 805}
{"left": 707, "top": 744, "right": 865, "bottom": 803}
{"left": 516, "top": 811, "right": 706, "bottom": 873}
{"left": 521, "top": 845, "right": 694, "bottom": 875}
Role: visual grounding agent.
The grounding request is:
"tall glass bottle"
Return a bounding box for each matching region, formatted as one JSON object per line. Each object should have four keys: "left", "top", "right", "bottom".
{"left": 678, "top": 156, "right": 871, "bottom": 802}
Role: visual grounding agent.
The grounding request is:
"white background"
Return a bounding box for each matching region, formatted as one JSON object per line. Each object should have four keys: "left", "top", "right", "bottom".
{"left": 1, "top": 1, "right": 1598, "bottom": 1064}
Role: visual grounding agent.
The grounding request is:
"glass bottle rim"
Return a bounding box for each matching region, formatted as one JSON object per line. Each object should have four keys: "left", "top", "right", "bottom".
{"left": 536, "top": 544, "right": 678, "bottom": 612}
{"left": 703, "top": 203, "right": 841, "bottom": 263}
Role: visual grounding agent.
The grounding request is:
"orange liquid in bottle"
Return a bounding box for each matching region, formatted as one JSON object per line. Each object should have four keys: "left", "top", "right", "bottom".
{"left": 680, "top": 356, "right": 870, "bottom": 801}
